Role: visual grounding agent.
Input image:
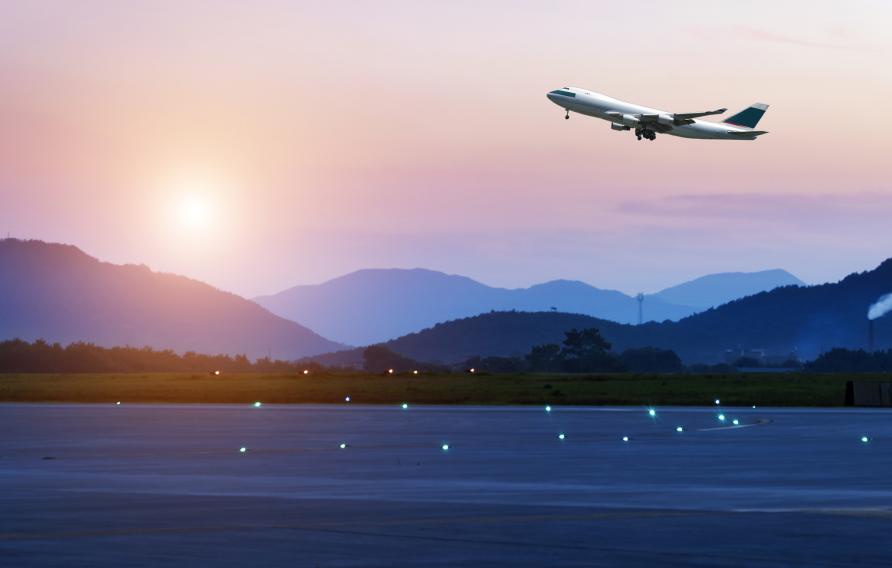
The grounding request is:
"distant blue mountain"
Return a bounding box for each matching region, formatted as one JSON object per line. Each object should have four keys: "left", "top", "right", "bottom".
{"left": 652, "top": 269, "right": 804, "bottom": 309}
{"left": 255, "top": 268, "right": 802, "bottom": 345}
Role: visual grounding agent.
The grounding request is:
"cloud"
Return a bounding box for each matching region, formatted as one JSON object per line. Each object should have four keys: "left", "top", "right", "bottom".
{"left": 736, "top": 27, "right": 868, "bottom": 51}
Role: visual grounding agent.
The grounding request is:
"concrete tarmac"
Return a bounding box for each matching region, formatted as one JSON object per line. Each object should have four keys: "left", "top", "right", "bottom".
{"left": 2, "top": 404, "right": 891, "bottom": 566}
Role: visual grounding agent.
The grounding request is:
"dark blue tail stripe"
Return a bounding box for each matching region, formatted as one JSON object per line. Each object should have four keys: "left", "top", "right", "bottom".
{"left": 723, "top": 107, "right": 766, "bottom": 128}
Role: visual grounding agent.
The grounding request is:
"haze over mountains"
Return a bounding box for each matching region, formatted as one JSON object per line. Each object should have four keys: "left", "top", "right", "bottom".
{"left": 256, "top": 268, "right": 804, "bottom": 345}
{"left": 309, "top": 260, "right": 891, "bottom": 366}
{"left": 0, "top": 239, "right": 341, "bottom": 359}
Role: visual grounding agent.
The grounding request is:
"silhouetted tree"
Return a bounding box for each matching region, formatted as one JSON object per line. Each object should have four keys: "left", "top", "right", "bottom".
{"left": 619, "top": 347, "right": 683, "bottom": 373}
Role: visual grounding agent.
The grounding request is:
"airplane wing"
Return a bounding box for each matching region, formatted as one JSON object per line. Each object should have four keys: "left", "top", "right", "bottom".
{"left": 674, "top": 108, "right": 726, "bottom": 120}
{"left": 638, "top": 108, "right": 726, "bottom": 127}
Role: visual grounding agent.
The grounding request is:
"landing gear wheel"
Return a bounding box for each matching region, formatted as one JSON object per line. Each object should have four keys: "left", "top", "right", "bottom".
{"left": 564, "top": 110, "right": 569, "bottom": 120}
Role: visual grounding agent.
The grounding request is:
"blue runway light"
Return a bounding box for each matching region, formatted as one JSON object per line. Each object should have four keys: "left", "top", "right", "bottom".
{"left": 401, "top": 403, "right": 409, "bottom": 410}
{"left": 622, "top": 436, "right": 630, "bottom": 442}
{"left": 441, "top": 443, "right": 450, "bottom": 451}
{"left": 545, "top": 405, "right": 552, "bottom": 412}
{"left": 732, "top": 419, "right": 740, "bottom": 426}
{"left": 339, "top": 442, "right": 347, "bottom": 449}
{"left": 558, "top": 433, "right": 565, "bottom": 440}
{"left": 718, "top": 414, "right": 726, "bottom": 422}
{"left": 648, "top": 408, "right": 656, "bottom": 417}
{"left": 715, "top": 399, "right": 721, "bottom": 405}
{"left": 861, "top": 436, "right": 870, "bottom": 444}
{"left": 752, "top": 405, "right": 756, "bottom": 409}
{"left": 676, "top": 426, "right": 684, "bottom": 432}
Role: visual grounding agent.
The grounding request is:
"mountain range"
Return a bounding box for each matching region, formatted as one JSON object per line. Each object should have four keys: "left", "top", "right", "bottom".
{"left": 255, "top": 268, "right": 803, "bottom": 345}
{"left": 308, "top": 259, "right": 892, "bottom": 366}
{"left": 0, "top": 239, "right": 341, "bottom": 359}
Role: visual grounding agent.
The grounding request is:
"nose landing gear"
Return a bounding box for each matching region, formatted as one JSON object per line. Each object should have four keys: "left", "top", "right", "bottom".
{"left": 565, "top": 109, "right": 569, "bottom": 120}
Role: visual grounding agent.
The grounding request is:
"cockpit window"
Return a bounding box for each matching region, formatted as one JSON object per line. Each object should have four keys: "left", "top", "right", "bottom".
{"left": 550, "top": 89, "right": 575, "bottom": 98}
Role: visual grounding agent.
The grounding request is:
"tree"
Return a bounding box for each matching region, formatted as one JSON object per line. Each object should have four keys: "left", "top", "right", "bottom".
{"left": 619, "top": 347, "right": 683, "bottom": 373}
{"left": 526, "top": 343, "right": 562, "bottom": 372}
{"left": 560, "top": 328, "right": 620, "bottom": 372}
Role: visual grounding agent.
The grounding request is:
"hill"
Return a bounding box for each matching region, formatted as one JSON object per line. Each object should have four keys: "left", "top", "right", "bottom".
{"left": 256, "top": 268, "right": 797, "bottom": 345}
{"left": 653, "top": 269, "right": 804, "bottom": 309}
{"left": 0, "top": 239, "right": 341, "bottom": 359}
{"left": 310, "top": 259, "right": 891, "bottom": 365}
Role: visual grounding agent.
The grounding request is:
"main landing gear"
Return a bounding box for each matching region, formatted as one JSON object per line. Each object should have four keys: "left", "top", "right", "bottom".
{"left": 635, "top": 128, "right": 656, "bottom": 141}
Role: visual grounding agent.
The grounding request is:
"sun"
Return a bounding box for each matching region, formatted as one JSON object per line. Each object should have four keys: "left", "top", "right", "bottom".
{"left": 176, "top": 193, "right": 213, "bottom": 230}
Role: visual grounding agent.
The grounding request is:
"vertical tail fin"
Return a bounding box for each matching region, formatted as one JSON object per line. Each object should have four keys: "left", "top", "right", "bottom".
{"left": 723, "top": 103, "right": 769, "bottom": 128}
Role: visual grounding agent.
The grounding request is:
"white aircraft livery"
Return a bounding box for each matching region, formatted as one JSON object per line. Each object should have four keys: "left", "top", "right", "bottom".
{"left": 546, "top": 87, "right": 768, "bottom": 141}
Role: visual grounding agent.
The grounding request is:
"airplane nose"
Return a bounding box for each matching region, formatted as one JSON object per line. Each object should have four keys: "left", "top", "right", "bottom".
{"left": 546, "top": 92, "right": 557, "bottom": 103}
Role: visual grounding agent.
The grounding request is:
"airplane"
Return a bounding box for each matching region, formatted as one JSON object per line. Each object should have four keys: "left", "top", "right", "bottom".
{"left": 546, "top": 87, "right": 768, "bottom": 141}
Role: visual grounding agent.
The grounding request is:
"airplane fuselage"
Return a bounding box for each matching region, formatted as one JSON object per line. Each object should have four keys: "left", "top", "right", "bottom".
{"left": 546, "top": 87, "right": 766, "bottom": 141}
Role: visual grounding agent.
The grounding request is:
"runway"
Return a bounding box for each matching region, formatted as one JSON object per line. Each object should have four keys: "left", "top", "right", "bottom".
{"left": 2, "top": 403, "right": 891, "bottom": 566}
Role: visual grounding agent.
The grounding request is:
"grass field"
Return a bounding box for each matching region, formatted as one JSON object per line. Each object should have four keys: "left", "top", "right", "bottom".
{"left": 0, "top": 371, "right": 885, "bottom": 406}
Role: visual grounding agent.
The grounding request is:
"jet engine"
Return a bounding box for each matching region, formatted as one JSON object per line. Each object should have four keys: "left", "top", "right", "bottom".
{"left": 611, "top": 123, "right": 630, "bottom": 131}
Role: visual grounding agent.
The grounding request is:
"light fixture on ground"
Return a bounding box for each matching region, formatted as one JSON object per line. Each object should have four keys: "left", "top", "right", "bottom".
{"left": 676, "top": 426, "right": 684, "bottom": 432}
{"left": 545, "top": 405, "right": 552, "bottom": 412}
{"left": 861, "top": 435, "right": 870, "bottom": 444}
{"left": 732, "top": 419, "right": 740, "bottom": 425}
{"left": 413, "top": 370, "right": 418, "bottom": 375}
{"left": 401, "top": 403, "right": 408, "bottom": 410}
{"left": 345, "top": 396, "right": 351, "bottom": 402}
{"left": 648, "top": 408, "right": 656, "bottom": 417}
{"left": 239, "top": 447, "right": 247, "bottom": 453}
{"left": 339, "top": 442, "right": 347, "bottom": 449}
{"left": 253, "top": 401, "right": 262, "bottom": 408}
{"left": 622, "top": 436, "right": 630, "bottom": 442}
{"left": 714, "top": 399, "right": 721, "bottom": 405}
{"left": 558, "top": 433, "right": 565, "bottom": 440}
{"left": 303, "top": 369, "right": 309, "bottom": 375}
{"left": 387, "top": 368, "right": 394, "bottom": 375}
{"left": 441, "top": 443, "right": 450, "bottom": 451}
{"left": 718, "top": 414, "right": 726, "bottom": 422}
{"left": 115, "top": 401, "right": 121, "bottom": 405}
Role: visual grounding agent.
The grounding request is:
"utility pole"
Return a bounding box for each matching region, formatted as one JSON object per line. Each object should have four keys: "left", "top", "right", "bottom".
{"left": 636, "top": 293, "right": 644, "bottom": 325}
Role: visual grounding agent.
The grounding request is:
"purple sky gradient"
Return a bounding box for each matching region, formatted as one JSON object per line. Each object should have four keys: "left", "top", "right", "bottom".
{"left": 1, "top": 1, "right": 891, "bottom": 296}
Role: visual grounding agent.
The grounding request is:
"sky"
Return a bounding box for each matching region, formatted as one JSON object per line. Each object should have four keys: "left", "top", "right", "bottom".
{"left": 2, "top": 0, "right": 891, "bottom": 297}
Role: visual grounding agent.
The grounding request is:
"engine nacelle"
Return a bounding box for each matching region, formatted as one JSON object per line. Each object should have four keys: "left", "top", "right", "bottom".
{"left": 620, "top": 114, "right": 640, "bottom": 127}
{"left": 657, "top": 113, "right": 676, "bottom": 127}
{"left": 611, "top": 123, "right": 630, "bottom": 131}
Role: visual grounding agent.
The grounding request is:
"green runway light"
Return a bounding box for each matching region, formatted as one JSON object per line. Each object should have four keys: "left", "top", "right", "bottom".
{"left": 401, "top": 403, "right": 409, "bottom": 410}
{"left": 648, "top": 408, "right": 656, "bottom": 417}
{"left": 718, "top": 414, "right": 726, "bottom": 422}
{"left": 732, "top": 419, "right": 740, "bottom": 426}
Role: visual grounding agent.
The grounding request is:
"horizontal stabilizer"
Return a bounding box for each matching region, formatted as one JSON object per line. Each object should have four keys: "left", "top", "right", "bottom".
{"left": 727, "top": 130, "right": 769, "bottom": 137}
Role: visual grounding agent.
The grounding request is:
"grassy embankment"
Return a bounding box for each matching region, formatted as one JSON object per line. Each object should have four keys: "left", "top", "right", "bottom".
{"left": 0, "top": 371, "right": 886, "bottom": 406}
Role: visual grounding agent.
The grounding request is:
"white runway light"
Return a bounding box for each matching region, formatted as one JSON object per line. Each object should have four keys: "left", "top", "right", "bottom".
{"left": 676, "top": 426, "right": 684, "bottom": 432}
{"left": 339, "top": 442, "right": 347, "bottom": 449}
{"left": 714, "top": 399, "right": 721, "bottom": 405}
{"left": 253, "top": 401, "right": 262, "bottom": 408}
{"left": 115, "top": 401, "right": 121, "bottom": 405}
{"left": 401, "top": 403, "right": 409, "bottom": 410}
{"left": 861, "top": 436, "right": 870, "bottom": 444}
{"left": 239, "top": 447, "right": 247, "bottom": 453}
{"left": 718, "top": 414, "right": 726, "bottom": 422}
{"left": 441, "top": 443, "right": 450, "bottom": 451}
{"left": 732, "top": 419, "right": 740, "bottom": 426}
{"left": 345, "top": 396, "right": 351, "bottom": 402}
{"left": 648, "top": 408, "right": 656, "bottom": 417}
{"left": 558, "top": 433, "right": 565, "bottom": 440}
{"left": 545, "top": 405, "right": 552, "bottom": 412}
{"left": 622, "top": 436, "right": 630, "bottom": 442}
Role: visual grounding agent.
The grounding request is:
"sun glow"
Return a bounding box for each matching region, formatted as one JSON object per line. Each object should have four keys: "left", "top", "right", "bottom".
{"left": 175, "top": 193, "right": 214, "bottom": 230}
